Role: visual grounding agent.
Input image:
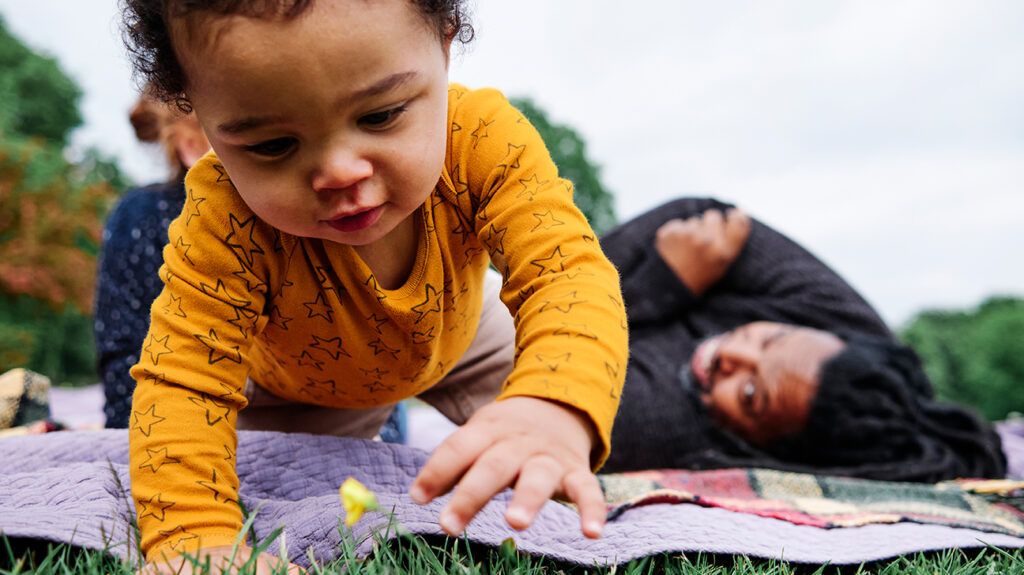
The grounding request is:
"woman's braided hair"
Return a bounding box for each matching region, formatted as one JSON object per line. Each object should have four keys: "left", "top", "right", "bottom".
{"left": 121, "top": 0, "right": 473, "bottom": 106}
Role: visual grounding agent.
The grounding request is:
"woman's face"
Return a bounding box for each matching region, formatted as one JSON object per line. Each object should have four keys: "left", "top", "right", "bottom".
{"left": 690, "top": 322, "right": 845, "bottom": 444}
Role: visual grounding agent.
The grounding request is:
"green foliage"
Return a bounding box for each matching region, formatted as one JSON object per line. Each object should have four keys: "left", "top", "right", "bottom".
{"left": 0, "top": 295, "right": 96, "bottom": 385}
{"left": 0, "top": 15, "right": 82, "bottom": 147}
{"left": 901, "top": 296, "right": 1024, "bottom": 420}
{"left": 0, "top": 15, "right": 125, "bottom": 384}
{"left": 511, "top": 97, "right": 617, "bottom": 234}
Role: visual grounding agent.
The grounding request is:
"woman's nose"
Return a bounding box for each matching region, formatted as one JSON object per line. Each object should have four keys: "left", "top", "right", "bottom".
{"left": 312, "top": 147, "right": 372, "bottom": 193}
{"left": 716, "top": 339, "right": 760, "bottom": 374}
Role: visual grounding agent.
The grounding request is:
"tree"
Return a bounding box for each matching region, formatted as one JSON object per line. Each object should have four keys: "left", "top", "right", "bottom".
{"left": 0, "top": 16, "right": 122, "bottom": 382}
{"left": 0, "top": 15, "right": 82, "bottom": 147}
{"left": 901, "top": 296, "right": 1024, "bottom": 420}
{"left": 511, "top": 97, "right": 617, "bottom": 234}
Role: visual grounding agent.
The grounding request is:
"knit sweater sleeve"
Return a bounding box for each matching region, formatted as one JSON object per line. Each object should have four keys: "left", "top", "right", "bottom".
{"left": 445, "top": 86, "right": 629, "bottom": 468}
{"left": 128, "top": 156, "right": 277, "bottom": 561}
{"left": 718, "top": 212, "right": 892, "bottom": 337}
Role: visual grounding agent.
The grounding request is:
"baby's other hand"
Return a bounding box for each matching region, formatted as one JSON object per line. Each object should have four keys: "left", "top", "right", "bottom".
{"left": 140, "top": 544, "right": 303, "bottom": 575}
{"left": 655, "top": 207, "right": 751, "bottom": 295}
{"left": 409, "top": 396, "right": 605, "bottom": 539}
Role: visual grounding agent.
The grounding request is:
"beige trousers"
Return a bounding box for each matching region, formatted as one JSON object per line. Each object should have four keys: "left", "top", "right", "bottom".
{"left": 238, "top": 269, "right": 515, "bottom": 437}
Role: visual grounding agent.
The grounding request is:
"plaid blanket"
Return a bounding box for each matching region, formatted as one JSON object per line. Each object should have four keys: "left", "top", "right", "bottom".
{"left": 599, "top": 468, "right": 1024, "bottom": 536}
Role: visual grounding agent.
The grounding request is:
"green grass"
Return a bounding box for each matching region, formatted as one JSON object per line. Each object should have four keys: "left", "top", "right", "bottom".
{"left": 4, "top": 531, "right": 1024, "bottom": 575}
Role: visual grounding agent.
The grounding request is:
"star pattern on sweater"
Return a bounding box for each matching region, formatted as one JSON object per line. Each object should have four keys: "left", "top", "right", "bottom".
{"left": 530, "top": 247, "right": 569, "bottom": 277}
{"left": 196, "top": 468, "right": 231, "bottom": 502}
{"left": 268, "top": 306, "right": 293, "bottom": 331}
{"left": 142, "top": 369, "right": 169, "bottom": 387}
{"left": 303, "top": 292, "right": 334, "bottom": 323}
{"left": 195, "top": 329, "right": 243, "bottom": 364}
{"left": 132, "top": 404, "right": 166, "bottom": 437}
{"left": 187, "top": 393, "right": 232, "bottom": 427}
{"left": 291, "top": 350, "right": 325, "bottom": 371}
{"left": 225, "top": 213, "right": 265, "bottom": 268}
{"left": 482, "top": 223, "right": 508, "bottom": 255}
{"left": 310, "top": 335, "right": 351, "bottom": 360}
{"left": 158, "top": 526, "right": 199, "bottom": 551}
{"left": 497, "top": 143, "right": 524, "bottom": 177}
{"left": 605, "top": 361, "right": 621, "bottom": 399}
{"left": 411, "top": 326, "right": 436, "bottom": 344}
{"left": 368, "top": 337, "right": 400, "bottom": 360}
{"left": 364, "top": 275, "right": 387, "bottom": 303}
{"left": 184, "top": 187, "right": 206, "bottom": 226}
{"left": 143, "top": 333, "right": 173, "bottom": 365}
{"left": 199, "top": 279, "right": 252, "bottom": 308}
{"left": 470, "top": 118, "right": 494, "bottom": 149}
{"left": 227, "top": 305, "right": 259, "bottom": 340}
{"left": 301, "top": 377, "right": 336, "bottom": 400}
{"left": 174, "top": 236, "right": 194, "bottom": 266}
{"left": 138, "top": 447, "right": 181, "bottom": 474}
{"left": 531, "top": 210, "right": 565, "bottom": 232}
{"left": 539, "top": 291, "right": 585, "bottom": 314}
{"left": 411, "top": 284, "right": 443, "bottom": 323}
{"left": 536, "top": 353, "right": 572, "bottom": 372}
{"left": 516, "top": 174, "right": 547, "bottom": 202}
{"left": 138, "top": 492, "right": 175, "bottom": 522}
{"left": 365, "top": 313, "right": 389, "bottom": 335}
{"left": 315, "top": 266, "right": 348, "bottom": 303}
{"left": 161, "top": 294, "right": 188, "bottom": 318}
{"left": 553, "top": 322, "right": 599, "bottom": 340}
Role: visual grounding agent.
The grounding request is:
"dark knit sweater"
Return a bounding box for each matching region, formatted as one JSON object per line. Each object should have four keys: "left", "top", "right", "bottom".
{"left": 599, "top": 197, "right": 995, "bottom": 480}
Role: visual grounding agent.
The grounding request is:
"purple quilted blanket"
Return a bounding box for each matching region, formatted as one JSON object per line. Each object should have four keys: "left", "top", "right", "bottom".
{"left": 2, "top": 430, "right": 1023, "bottom": 566}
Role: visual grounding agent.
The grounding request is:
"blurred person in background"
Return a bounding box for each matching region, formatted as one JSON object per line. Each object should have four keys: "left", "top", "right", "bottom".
{"left": 601, "top": 198, "right": 1005, "bottom": 482}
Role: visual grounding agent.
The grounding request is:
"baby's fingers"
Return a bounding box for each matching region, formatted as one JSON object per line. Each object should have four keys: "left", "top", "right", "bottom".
{"left": 563, "top": 467, "right": 606, "bottom": 539}
{"left": 441, "top": 443, "right": 524, "bottom": 535}
{"left": 411, "top": 427, "right": 492, "bottom": 505}
{"left": 505, "top": 454, "right": 563, "bottom": 531}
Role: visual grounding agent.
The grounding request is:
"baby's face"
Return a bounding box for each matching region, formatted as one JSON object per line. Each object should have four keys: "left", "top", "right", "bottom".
{"left": 175, "top": 0, "right": 451, "bottom": 247}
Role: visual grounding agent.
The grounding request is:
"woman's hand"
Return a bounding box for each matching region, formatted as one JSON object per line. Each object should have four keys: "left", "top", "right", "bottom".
{"left": 409, "top": 396, "right": 605, "bottom": 539}
{"left": 655, "top": 208, "right": 751, "bottom": 295}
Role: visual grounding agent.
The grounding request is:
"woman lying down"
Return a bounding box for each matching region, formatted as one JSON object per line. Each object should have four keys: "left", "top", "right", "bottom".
{"left": 600, "top": 197, "right": 1005, "bottom": 482}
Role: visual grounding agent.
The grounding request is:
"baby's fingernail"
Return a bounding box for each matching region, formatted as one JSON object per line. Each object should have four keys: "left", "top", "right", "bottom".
{"left": 506, "top": 506, "right": 529, "bottom": 528}
{"left": 409, "top": 484, "right": 428, "bottom": 504}
{"left": 585, "top": 520, "right": 603, "bottom": 538}
{"left": 440, "top": 509, "right": 463, "bottom": 535}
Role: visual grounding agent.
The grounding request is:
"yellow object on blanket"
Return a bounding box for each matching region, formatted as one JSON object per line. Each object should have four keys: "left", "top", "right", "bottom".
{"left": 340, "top": 477, "right": 379, "bottom": 527}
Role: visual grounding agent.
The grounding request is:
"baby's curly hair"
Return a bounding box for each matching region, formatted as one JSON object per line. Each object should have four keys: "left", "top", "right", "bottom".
{"left": 121, "top": 0, "right": 474, "bottom": 106}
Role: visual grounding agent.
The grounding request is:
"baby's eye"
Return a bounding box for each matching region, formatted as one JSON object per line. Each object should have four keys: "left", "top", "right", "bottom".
{"left": 243, "top": 137, "right": 296, "bottom": 158}
{"left": 359, "top": 105, "right": 407, "bottom": 130}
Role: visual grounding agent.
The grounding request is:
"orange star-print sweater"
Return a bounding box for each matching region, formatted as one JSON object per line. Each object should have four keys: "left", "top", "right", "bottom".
{"left": 129, "top": 85, "right": 629, "bottom": 560}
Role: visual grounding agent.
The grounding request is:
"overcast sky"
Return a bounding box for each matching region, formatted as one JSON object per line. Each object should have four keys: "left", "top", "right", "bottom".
{"left": 1, "top": 1, "right": 1021, "bottom": 325}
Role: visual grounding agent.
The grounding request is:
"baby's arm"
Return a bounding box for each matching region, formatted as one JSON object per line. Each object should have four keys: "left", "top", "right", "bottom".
{"left": 411, "top": 87, "right": 629, "bottom": 536}
{"left": 129, "top": 158, "right": 276, "bottom": 564}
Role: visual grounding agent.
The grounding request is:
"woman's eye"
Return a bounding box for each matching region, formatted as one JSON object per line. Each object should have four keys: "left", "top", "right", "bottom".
{"left": 243, "top": 137, "right": 296, "bottom": 158}
{"left": 740, "top": 379, "right": 757, "bottom": 411}
{"left": 359, "top": 105, "right": 407, "bottom": 129}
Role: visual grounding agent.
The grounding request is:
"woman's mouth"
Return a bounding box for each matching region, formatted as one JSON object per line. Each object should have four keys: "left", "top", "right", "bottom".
{"left": 691, "top": 334, "right": 725, "bottom": 391}
{"left": 325, "top": 205, "right": 384, "bottom": 233}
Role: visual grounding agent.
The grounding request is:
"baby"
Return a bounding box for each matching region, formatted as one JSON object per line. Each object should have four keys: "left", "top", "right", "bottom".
{"left": 121, "top": 0, "right": 628, "bottom": 570}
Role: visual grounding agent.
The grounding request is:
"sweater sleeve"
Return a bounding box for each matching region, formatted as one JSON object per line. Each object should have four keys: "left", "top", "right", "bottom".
{"left": 716, "top": 214, "right": 892, "bottom": 337}
{"left": 128, "top": 156, "right": 276, "bottom": 561}
{"left": 599, "top": 197, "right": 735, "bottom": 326}
{"left": 446, "top": 86, "right": 629, "bottom": 468}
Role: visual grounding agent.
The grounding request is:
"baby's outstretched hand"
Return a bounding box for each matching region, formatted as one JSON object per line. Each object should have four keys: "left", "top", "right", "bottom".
{"left": 409, "top": 396, "right": 605, "bottom": 539}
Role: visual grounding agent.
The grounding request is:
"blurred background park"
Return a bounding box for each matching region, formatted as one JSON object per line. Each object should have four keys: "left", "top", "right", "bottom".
{"left": 0, "top": 1, "right": 1021, "bottom": 420}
